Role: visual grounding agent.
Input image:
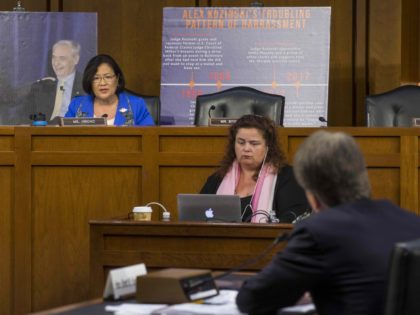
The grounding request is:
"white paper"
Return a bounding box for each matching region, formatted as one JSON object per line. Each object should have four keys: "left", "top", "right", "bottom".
{"left": 158, "top": 303, "right": 243, "bottom": 315}
{"left": 155, "top": 290, "right": 243, "bottom": 315}
{"left": 281, "top": 303, "right": 316, "bottom": 313}
{"left": 105, "top": 303, "right": 167, "bottom": 314}
{"left": 203, "top": 290, "right": 238, "bottom": 305}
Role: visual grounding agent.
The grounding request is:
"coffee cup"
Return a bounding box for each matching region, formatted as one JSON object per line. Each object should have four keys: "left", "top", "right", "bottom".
{"left": 130, "top": 206, "right": 152, "bottom": 221}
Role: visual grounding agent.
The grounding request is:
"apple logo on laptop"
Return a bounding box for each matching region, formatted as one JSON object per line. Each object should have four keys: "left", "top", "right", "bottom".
{"left": 205, "top": 208, "right": 214, "bottom": 219}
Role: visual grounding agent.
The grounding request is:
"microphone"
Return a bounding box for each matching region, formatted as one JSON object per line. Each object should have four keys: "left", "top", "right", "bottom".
{"left": 318, "top": 116, "right": 328, "bottom": 125}
{"left": 244, "top": 209, "right": 279, "bottom": 223}
{"left": 292, "top": 210, "right": 312, "bottom": 223}
{"left": 208, "top": 105, "right": 216, "bottom": 119}
{"left": 276, "top": 206, "right": 313, "bottom": 224}
{"left": 207, "top": 105, "right": 216, "bottom": 126}
{"left": 102, "top": 114, "right": 108, "bottom": 118}
{"left": 268, "top": 210, "right": 280, "bottom": 223}
{"left": 59, "top": 85, "right": 65, "bottom": 91}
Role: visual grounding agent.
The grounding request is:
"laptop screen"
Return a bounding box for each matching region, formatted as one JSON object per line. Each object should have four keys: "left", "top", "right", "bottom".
{"left": 177, "top": 194, "right": 242, "bottom": 222}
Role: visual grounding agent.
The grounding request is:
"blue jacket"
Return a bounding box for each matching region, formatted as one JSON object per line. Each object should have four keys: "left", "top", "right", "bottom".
{"left": 65, "top": 91, "right": 155, "bottom": 126}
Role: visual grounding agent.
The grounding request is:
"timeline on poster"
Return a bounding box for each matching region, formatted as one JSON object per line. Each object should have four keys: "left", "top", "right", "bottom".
{"left": 160, "top": 7, "right": 331, "bottom": 126}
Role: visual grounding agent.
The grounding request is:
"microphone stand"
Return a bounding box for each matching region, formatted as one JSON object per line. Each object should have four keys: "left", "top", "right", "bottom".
{"left": 318, "top": 116, "right": 328, "bottom": 127}
{"left": 212, "top": 232, "right": 289, "bottom": 282}
{"left": 185, "top": 232, "right": 289, "bottom": 291}
{"left": 207, "top": 105, "right": 216, "bottom": 126}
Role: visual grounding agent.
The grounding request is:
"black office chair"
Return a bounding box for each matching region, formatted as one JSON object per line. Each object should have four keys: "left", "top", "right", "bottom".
{"left": 125, "top": 89, "right": 160, "bottom": 125}
{"left": 194, "top": 86, "right": 285, "bottom": 126}
{"left": 366, "top": 85, "right": 420, "bottom": 127}
{"left": 384, "top": 238, "right": 420, "bottom": 315}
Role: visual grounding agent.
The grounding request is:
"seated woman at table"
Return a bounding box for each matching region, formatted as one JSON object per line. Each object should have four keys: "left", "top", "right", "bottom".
{"left": 200, "top": 115, "right": 309, "bottom": 223}
{"left": 65, "top": 54, "right": 154, "bottom": 126}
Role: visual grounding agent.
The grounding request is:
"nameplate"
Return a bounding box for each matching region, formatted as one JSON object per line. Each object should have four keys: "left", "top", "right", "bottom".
{"left": 208, "top": 117, "right": 238, "bottom": 126}
{"left": 412, "top": 118, "right": 420, "bottom": 127}
{"left": 103, "top": 263, "right": 147, "bottom": 300}
{"left": 59, "top": 117, "right": 107, "bottom": 126}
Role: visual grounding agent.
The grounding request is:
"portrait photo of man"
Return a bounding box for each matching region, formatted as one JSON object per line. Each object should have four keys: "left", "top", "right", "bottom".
{"left": 23, "top": 40, "right": 85, "bottom": 122}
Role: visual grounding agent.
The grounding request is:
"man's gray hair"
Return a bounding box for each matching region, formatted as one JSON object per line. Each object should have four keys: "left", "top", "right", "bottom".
{"left": 293, "top": 130, "right": 371, "bottom": 207}
{"left": 53, "top": 40, "right": 81, "bottom": 57}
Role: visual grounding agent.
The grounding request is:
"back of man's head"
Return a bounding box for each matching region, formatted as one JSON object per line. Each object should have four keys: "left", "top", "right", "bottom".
{"left": 293, "top": 130, "right": 371, "bottom": 208}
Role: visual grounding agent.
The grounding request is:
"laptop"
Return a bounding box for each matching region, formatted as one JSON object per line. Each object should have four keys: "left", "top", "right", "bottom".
{"left": 177, "top": 194, "right": 242, "bottom": 222}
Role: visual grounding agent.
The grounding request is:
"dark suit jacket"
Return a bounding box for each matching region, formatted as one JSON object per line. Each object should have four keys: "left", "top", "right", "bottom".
{"left": 236, "top": 199, "right": 420, "bottom": 315}
{"left": 200, "top": 165, "right": 309, "bottom": 222}
{"left": 21, "top": 71, "right": 84, "bottom": 123}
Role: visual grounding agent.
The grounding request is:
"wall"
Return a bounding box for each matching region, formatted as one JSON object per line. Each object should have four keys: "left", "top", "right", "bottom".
{"left": 1, "top": 1, "right": 419, "bottom": 125}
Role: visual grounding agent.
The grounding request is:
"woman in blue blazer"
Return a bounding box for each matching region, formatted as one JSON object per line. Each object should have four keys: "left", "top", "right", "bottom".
{"left": 65, "top": 54, "right": 154, "bottom": 126}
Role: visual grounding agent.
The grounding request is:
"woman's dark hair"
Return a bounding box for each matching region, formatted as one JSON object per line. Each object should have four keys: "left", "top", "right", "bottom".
{"left": 216, "top": 115, "right": 286, "bottom": 180}
{"left": 82, "top": 54, "right": 125, "bottom": 95}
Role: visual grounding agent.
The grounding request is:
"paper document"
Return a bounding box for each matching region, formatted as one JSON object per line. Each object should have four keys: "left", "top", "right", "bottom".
{"left": 156, "top": 290, "right": 243, "bottom": 315}
{"left": 105, "top": 303, "right": 167, "bottom": 315}
{"left": 281, "top": 303, "right": 316, "bottom": 313}
{"left": 157, "top": 302, "right": 242, "bottom": 315}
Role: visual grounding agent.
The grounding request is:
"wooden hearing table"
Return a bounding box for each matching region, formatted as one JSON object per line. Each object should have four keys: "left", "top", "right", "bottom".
{"left": 2, "top": 126, "right": 419, "bottom": 314}
{"left": 89, "top": 219, "right": 292, "bottom": 298}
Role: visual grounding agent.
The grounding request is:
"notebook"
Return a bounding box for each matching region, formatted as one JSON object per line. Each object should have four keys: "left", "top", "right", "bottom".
{"left": 177, "top": 194, "right": 242, "bottom": 223}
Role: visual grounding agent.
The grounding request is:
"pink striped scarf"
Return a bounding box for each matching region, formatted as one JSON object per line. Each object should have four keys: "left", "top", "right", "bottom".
{"left": 216, "top": 160, "right": 277, "bottom": 223}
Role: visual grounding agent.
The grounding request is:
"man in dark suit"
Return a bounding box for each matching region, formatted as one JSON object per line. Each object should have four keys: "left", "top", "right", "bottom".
{"left": 236, "top": 130, "right": 420, "bottom": 315}
{"left": 23, "top": 40, "right": 84, "bottom": 122}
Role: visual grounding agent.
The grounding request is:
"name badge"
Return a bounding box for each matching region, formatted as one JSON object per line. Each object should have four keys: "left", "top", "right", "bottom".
{"left": 208, "top": 117, "right": 238, "bottom": 126}
{"left": 60, "top": 117, "right": 107, "bottom": 126}
{"left": 103, "top": 263, "right": 147, "bottom": 300}
{"left": 412, "top": 118, "right": 420, "bottom": 127}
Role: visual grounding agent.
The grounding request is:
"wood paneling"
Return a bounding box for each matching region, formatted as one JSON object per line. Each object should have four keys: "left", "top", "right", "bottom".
{"left": 3, "top": 0, "right": 420, "bottom": 121}
{"left": 61, "top": 0, "right": 197, "bottom": 95}
{"left": 89, "top": 220, "right": 292, "bottom": 298}
{"left": 368, "top": 0, "right": 402, "bottom": 93}
{"left": 160, "top": 135, "right": 227, "bottom": 153}
{"left": 1, "top": 126, "right": 420, "bottom": 315}
{"left": 31, "top": 166, "right": 142, "bottom": 311}
{"left": 13, "top": 128, "right": 32, "bottom": 315}
{"left": 354, "top": 0, "right": 368, "bottom": 125}
{"left": 0, "top": 166, "right": 13, "bottom": 315}
{"left": 400, "top": 135, "right": 418, "bottom": 211}
{"left": 368, "top": 168, "right": 400, "bottom": 204}
{"left": 402, "top": 0, "right": 420, "bottom": 83}
{"left": 31, "top": 136, "right": 142, "bottom": 152}
{"left": 0, "top": 0, "right": 47, "bottom": 11}
{"left": 357, "top": 137, "right": 400, "bottom": 154}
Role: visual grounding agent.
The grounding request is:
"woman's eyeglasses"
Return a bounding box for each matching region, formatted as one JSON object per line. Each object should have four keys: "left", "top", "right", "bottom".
{"left": 93, "top": 74, "right": 117, "bottom": 84}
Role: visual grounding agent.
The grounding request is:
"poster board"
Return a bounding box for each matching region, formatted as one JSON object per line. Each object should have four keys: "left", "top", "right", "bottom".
{"left": 160, "top": 7, "right": 331, "bottom": 126}
{"left": 0, "top": 12, "right": 97, "bottom": 124}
